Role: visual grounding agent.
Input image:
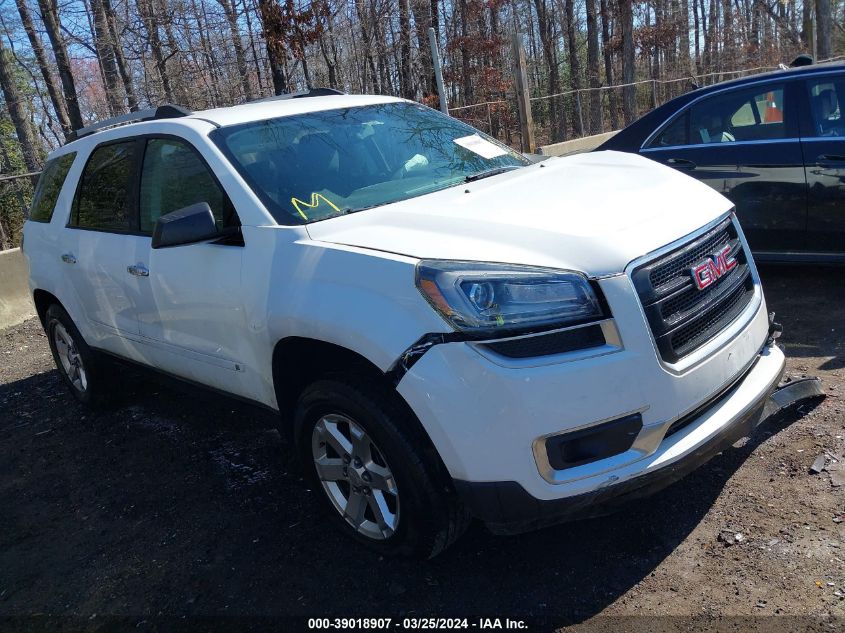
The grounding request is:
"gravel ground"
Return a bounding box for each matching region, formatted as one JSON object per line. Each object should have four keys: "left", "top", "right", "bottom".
{"left": 1, "top": 265, "right": 843, "bottom": 632}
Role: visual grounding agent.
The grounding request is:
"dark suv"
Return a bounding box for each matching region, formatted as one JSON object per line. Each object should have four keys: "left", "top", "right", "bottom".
{"left": 598, "top": 61, "right": 845, "bottom": 262}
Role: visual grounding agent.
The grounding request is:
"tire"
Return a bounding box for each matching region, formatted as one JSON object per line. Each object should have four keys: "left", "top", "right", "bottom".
{"left": 44, "top": 304, "right": 108, "bottom": 406}
{"left": 294, "top": 377, "right": 470, "bottom": 558}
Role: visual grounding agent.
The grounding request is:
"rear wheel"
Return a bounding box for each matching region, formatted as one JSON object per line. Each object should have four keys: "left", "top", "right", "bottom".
{"left": 295, "top": 377, "right": 469, "bottom": 558}
{"left": 45, "top": 304, "right": 108, "bottom": 406}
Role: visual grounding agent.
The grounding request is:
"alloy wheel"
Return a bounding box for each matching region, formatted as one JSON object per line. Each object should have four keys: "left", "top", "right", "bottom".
{"left": 53, "top": 322, "right": 87, "bottom": 393}
{"left": 311, "top": 413, "right": 400, "bottom": 540}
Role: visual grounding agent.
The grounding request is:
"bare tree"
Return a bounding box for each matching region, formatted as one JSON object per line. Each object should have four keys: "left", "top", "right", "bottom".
{"left": 14, "top": 0, "right": 72, "bottom": 138}
{"left": 534, "top": 0, "right": 566, "bottom": 141}
{"left": 89, "top": 0, "right": 126, "bottom": 115}
{"left": 103, "top": 0, "right": 139, "bottom": 110}
{"left": 137, "top": 0, "right": 175, "bottom": 102}
{"left": 399, "top": 0, "right": 413, "bottom": 98}
{"left": 35, "top": 0, "right": 84, "bottom": 130}
{"left": 817, "top": 0, "right": 832, "bottom": 58}
{"left": 620, "top": 0, "right": 636, "bottom": 124}
{"left": 0, "top": 41, "right": 41, "bottom": 172}
{"left": 585, "top": 0, "right": 602, "bottom": 133}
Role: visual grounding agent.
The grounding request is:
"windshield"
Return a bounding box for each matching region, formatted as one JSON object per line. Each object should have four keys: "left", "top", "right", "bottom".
{"left": 211, "top": 102, "right": 529, "bottom": 224}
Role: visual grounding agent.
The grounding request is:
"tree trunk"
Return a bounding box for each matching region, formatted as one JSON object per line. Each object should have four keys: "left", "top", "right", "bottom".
{"left": 722, "top": 0, "right": 734, "bottom": 69}
{"left": 102, "top": 0, "right": 138, "bottom": 110}
{"left": 318, "top": 29, "right": 338, "bottom": 90}
{"left": 693, "top": 0, "right": 701, "bottom": 71}
{"left": 816, "top": 0, "right": 831, "bottom": 59}
{"left": 679, "top": 0, "right": 693, "bottom": 75}
{"left": 802, "top": 0, "right": 812, "bottom": 50}
{"left": 243, "top": 0, "right": 265, "bottom": 93}
{"left": 561, "top": 0, "right": 584, "bottom": 136}
{"left": 585, "top": 0, "right": 602, "bottom": 134}
{"left": 410, "top": 0, "right": 432, "bottom": 96}
{"left": 600, "top": 0, "right": 619, "bottom": 130}
{"left": 136, "top": 0, "right": 174, "bottom": 102}
{"left": 750, "top": 0, "right": 761, "bottom": 61}
{"left": 431, "top": 0, "right": 440, "bottom": 99}
{"left": 354, "top": 0, "right": 379, "bottom": 93}
{"left": 36, "top": 0, "right": 84, "bottom": 131}
{"left": 0, "top": 42, "right": 41, "bottom": 172}
{"left": 399, "top": 0, "right": 413, "bottom": 99}
{"left": 14, "top": 0, "right": 72, "bottom": 138}
{"left": 258, "top": 0, "right": 289, "bottom": 95}
{"left": 459, "top": 0, "right": 473, "bottom": 104}
{"left": 89, "top": 0, "right": 125, "bottom": 115}
{"left": 534, "top": 0, "right": 565, "bottom": 141}
{"left": 194, "top": 0, "right": 222, "bottom": 105}
{"left": 219, "top": 0, "right": 253, "bottom": 100}
{"left": 620, "top": 0, "right": 636, "bottom": 124}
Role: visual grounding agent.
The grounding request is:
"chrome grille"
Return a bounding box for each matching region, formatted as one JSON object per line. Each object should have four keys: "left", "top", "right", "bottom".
{"left": 631, "top": 216, "right": 756, "bottom": 363}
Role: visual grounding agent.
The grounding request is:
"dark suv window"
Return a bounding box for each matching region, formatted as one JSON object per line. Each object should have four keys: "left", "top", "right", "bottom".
{"left": 139, "top": 138, "right": 233, "bottom": 233}
{"left": 652, "top": 83, "right": 788, "bottom": 147}
{"left": 72, "top": 141, "right": 137, "bottom": 231}
{"left": 806, "top": 77, "right": 845, "bottom": 137}
{"left": 30, "top": 152, "right": 76, "bottom": 223}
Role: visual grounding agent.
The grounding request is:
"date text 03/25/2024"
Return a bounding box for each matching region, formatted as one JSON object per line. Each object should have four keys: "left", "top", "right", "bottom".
{"left": 307, "top": 618, "right": 529, "bottom": 630}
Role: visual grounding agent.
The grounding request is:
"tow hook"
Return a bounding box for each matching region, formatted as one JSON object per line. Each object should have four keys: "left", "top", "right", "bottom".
{"left": 762, "top": 375, "right": 826, "bottom": 420}
{"left": 767, "top": 311, "right": 783, "bottom": 346}
{"left": 760, "top": 310, "right": 825, "bottom": 418}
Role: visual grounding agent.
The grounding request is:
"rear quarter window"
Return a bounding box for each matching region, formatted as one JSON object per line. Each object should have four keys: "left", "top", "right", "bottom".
{"left": 29, "top": 153, "right": 76, "bottom": 223}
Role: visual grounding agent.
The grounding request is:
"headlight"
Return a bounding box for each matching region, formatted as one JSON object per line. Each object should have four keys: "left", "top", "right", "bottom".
{"left": 416, "top": 261, "right": 605, "bottom": 333}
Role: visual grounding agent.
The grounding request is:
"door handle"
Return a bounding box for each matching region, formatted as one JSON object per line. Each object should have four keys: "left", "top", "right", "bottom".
{"left": 816, "top": 154, "right": 845, "bottom": 163}
{"left": 127, "top": 263, "right": 149, "bottom": 277}
{"left": 61, "top": 253, "right": 76, "bottom": 264}
{"left": 666, "top": 158, "right": 697, "bottom": 169}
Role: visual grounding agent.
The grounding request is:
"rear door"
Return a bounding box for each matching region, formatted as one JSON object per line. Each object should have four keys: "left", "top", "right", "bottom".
{"left": 641, "top": 80, "right": 807, "bottom": 253}
{"left": 800, "top": 73, "right": 845, "bottom": 255}
{"left": 63, "top": 139, "right": 148, "bottom": 355}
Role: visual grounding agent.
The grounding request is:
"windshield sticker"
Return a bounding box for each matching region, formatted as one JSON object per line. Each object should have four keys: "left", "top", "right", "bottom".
{"left": 291, "top": 193, "right": 341, "bottom": 221}
{"left": 453, "top": 134, "right": 508, "bottom": 159}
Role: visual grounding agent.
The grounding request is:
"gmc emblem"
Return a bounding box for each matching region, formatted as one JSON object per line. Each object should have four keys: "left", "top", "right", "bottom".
{"left": 690, "top": 245, "right": 737, "bottom": 290}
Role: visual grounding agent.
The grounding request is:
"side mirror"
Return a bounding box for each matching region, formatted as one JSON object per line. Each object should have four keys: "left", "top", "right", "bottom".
{"left": 151, "top": 202, "right": 219, "bottom": 249}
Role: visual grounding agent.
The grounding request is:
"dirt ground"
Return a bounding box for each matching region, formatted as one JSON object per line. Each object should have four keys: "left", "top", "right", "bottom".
{"left": 1, "top": 265, "right": 844, "bottom": 632}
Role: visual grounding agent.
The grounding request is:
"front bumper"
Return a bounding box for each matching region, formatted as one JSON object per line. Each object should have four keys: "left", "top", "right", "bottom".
{"left": 396, "top": 266, "right": 788, "bottom": 531}
{"left": 452, "top": 342, "right": 785, "bottom": 533}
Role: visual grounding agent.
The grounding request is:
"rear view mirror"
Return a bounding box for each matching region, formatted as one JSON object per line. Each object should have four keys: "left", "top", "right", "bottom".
{"left": 151, "top": 202, "right": 219, "bottom": 249}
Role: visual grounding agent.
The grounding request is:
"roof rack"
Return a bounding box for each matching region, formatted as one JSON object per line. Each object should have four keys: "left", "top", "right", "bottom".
{"left": 251, "top": 87, "right": 346, "bottom": 104}
{"left": 71, "top": 104, "right": 192, "bottom": 140}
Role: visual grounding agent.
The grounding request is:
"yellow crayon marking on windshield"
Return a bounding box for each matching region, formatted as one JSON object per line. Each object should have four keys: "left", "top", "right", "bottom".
{"left": 290, "top": 193, "right": 340, "bottom": 221}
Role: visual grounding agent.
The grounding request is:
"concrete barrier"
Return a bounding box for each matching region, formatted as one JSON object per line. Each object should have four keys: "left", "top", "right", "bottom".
{"left": 0, "top": 248, "right": 35, "bottom": 330}
{"left": 537, "top": 130, "right": 619, "bottom": 157}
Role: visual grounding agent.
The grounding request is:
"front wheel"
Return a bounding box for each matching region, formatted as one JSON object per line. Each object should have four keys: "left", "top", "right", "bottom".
{"left": 295, "top": 378, "right": 469, "bottom": 558}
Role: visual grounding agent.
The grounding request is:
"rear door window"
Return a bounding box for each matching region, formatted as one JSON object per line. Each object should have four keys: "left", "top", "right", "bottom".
{"left": 72, "top": 141, "right": 137, "bottom": 232}
{"left": 806, "top": 78, "right": 845, "bottom": 137}
{"left": 30, "top": 152, "right": 76, "bottom": 223}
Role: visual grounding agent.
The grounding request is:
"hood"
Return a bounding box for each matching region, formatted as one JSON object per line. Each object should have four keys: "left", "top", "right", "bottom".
{"left": 305, "top": 150, "right": 734, "bottom": 276}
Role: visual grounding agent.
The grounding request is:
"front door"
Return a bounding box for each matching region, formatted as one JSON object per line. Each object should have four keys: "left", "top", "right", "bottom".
{"left": 641, "top": 80, "right": 807, "bottom": 254}
{"left": 801, "top": 74, "right": 845, "bottom": 255}
{"left": 132, "top": 137, "right": 249, "bottom": 395}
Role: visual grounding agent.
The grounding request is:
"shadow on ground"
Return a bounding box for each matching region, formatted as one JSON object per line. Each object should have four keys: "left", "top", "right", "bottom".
{"left": 0, "top": 266, "right": 839, "bottom": 627}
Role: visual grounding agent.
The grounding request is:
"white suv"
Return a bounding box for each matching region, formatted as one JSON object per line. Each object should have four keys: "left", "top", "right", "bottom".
{"left": 24, "top": 92, "right": 785, "bottom": 557}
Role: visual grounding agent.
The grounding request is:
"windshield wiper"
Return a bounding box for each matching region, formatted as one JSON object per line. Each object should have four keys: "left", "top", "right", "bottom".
{"left": 339, "top": 203, "right": 381, "bottom": 216}
{"left": 464, "top": 165, "right": 522, "bottom": 183}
